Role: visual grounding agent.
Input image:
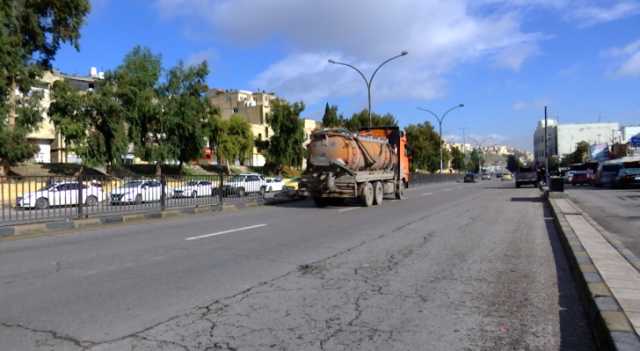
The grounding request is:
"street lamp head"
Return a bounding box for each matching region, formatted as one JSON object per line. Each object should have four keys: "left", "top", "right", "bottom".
{"left": 459, "top": 104, "right": 464, "bottom": 107}
{"left": 400, "top": 50, "right": 409, "bottom": 56}
{"left": 328, "top": 59, "right": 336, "bottom": 64}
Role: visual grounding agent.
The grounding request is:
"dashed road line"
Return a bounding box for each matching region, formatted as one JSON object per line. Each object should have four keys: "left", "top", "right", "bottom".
{"left": 185, "top": 224, "right": 267, "bottom": 241}
{"left": 337, "top": 207, "right": 359, "bottom": 213}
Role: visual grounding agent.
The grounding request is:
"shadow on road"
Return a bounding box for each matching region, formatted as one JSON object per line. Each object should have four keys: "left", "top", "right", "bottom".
{"left": 543, "top": 204, "right": 596, "bottom": 350}
{"left": 510, "top": 197, "right": 543, "bottom": 203}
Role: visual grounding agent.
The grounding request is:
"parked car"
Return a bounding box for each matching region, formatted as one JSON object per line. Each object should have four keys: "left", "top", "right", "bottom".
{"left": 463, "top": 172, "right": 476, "bottom": 183}
{"left": 222, "top": 173, "right": 268, "bottom": 197}
{"left": 570, "top": 172, "right": 590, "bottom": 186}
{"left": 515, "top": 165, "right": 537, "bottom": 188}
{"left": 265, "top": 176, "right": 285, "bottom": 192}
{"left": 169, "top": 180, "right": 214, "bottom": 198}
{"left": 615, "top": 165, "right": 640, "bottom": 188}
{"left": 110, "top": 180, "right": 163, "bottom": 205}
{"left": 502, "top": 173, "right": 513, "bottom": 181}
{"left": 481, "top": 173, "right": 491, "bottom": 180}
{"left": 16, "top": 181, "right": 104, "bottom": 209}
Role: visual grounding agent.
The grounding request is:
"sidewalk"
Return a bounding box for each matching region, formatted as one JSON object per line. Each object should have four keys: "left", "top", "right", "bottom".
{"left": 548, "top": 196, "right": 640, "bottom": 350}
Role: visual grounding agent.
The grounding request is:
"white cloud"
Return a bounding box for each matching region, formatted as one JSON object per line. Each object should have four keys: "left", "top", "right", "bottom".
{"left": 185, "top": 48, "right": 216, "bottom": 67}
{"left": 604, "top": 39, "right": 640, "bottom": 77}
{"left": 154, "top": 0, "right": 544, "bottom": 104}
{"left": 569, "top": 1, "right": 640, "bottom": 26}
{"left": 512, "top": 98, "right": 550, "bottom": 111}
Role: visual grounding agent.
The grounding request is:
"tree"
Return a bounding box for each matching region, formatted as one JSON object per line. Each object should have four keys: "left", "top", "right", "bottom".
{"left": 0, "top": 0, "right": 90, "bottom": 174}
{"left": 114, "top": 46, "right": 165, "bottom": 165}
{"left": 49, "top": 73, "right": 128, "bottom": 169}
{"left": 225, "top": 114, "right": 254, "bottom": 165}
{"left": 451, "top": 146, "right": 465, "bottom": 172}
{"left": 561, "top": 140, "right": 589, "bottom": 166}
{"left": 343, "top": 109, "right": 397, "bottom": 131}
{"left": 160, "top": 61, "right": 214, "bottom": 168}
{"left": 506, "top": 154, "right": 523, "bottom": 173}
{"left": 267, "top": 100, "right": 306, "bottom": 169}
{"left": 405, "top": 122, "right": 442, "bottom": 172}
{"left": 468, "top": 148, "right": 483, "bottom": 173}
{"left": 321, "top": 103, "right": 342, "bottom": 128}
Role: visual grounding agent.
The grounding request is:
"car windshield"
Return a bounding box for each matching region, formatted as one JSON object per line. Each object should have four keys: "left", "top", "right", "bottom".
{"left": 122, "top": 181, "right": 144, "bottom": 188}
{"left": 186, "top": 181, "right": 199, "bottom": 186}
{"left": 229, "top": 176, "right": 244, "bottom": 182}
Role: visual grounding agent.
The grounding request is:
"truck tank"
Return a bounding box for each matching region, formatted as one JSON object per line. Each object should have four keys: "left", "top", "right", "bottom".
{"left": 307, "top": 129, "right": 397, "bottom": 172}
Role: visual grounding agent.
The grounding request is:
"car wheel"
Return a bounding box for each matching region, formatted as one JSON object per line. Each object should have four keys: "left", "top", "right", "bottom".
{"left": 313, "top": 196, "right": 329, "bottom": 207}
{"left": 191, "top": 191, "right": 197, "bottom": 198}
{"left": 238, "top": 188, "right": 245, "bottom": 197}
{"left": 85, "top": 195, "right": 98, "bottom": 207}
{"left": 35, "top": 197, "right": 49, "bottom": 210}
{"left": 135, "top": 194, "right": 143, "bottom": 204}
{"left": 260, "top": 186, "right": 266, "bottom": 197}
{"left": 373, "top": 181, "right": 384, "bottom": 206}
{"left": 515, "top": 182, "right": 520, "bottom": 188}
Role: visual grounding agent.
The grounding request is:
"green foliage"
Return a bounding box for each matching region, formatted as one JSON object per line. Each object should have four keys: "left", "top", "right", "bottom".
{"left": 49, "top": 75, "right": 128, "bottom": 167}
{"left": 468, "top": 148, "right": 483, "bottom": 173}
{"left": 267, "top": 100, "right": 306, "bottom": 169}
{"left": 506, "top": 154, "right": 523, "bottom": 173}
{"left": 343, "top": 109, "right": 397, "bottom": 131}
{"left": 0, "top": 0, "right": 90, "bottom": 168}
{"left": 560, "top": 140, "right": 590, "bottom": 166}
{"left": 160, "top": 61, "right": 214, "bottom": 166}
{"left": 405, "top": 122, "right": 443, "bottom": 172}
{"left": 114, "top": 46, "right": 164, "bottom": 163}
{"left": 321, "top": 103, "right": 342, "bottom": 128}
{"left": 205, "top": 114, "right": 253, "bottom": 165}
{"left": 451, "top": 146, "right": 465, "bottom": 171}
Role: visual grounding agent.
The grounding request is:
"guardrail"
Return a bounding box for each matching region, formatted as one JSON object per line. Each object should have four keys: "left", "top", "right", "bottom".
{"left": 0, "top": 172, "right": 277, "bottom": 226}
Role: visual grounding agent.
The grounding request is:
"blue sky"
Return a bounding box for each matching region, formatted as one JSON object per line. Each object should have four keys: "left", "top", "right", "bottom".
{"left": 53, "top": 0, "right": 640, "bottom": 150}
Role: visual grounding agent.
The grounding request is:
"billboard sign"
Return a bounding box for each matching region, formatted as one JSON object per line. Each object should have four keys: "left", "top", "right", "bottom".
{"left": 590, "top": 143, "right": 609, "bottom": 161}
{"left": 631, "top": 134, "right": 640, "bottom": 147}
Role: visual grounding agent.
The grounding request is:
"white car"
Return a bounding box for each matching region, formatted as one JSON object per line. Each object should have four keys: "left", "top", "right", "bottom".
{"left": 265, "top": 177, "right": 285, "bottom": 192}
{"left": 110, "top": 180, "right": 163, "bottom": 205}
{"left": 222, "top": 173, "right": 267, "bottom": 197}
{"left": 16, "top": 181, "right": 104, "bottom": 209}
{"left": 170, "top": 180, "right": 214, "bottom": 198}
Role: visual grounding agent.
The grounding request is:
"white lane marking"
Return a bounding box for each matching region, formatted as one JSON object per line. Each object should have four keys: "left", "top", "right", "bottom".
{"left": 185, "top": 224, "right": 267, "bottom": 241}
{"left": 421, "top": 192, "right": 433, "bottom": 197}
{"left": 441, "top": 188, "right": 453, "bottom": 192}
{"left": 337, "top": 207, "right": 359, "bottom": 213}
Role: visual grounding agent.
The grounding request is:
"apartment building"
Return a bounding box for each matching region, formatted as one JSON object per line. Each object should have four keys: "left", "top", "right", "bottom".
{"left": 22, "top": 69, "right": 98, "bottom": 164}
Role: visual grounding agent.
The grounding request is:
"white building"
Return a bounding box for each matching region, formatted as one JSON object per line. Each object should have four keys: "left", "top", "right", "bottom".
{"left": 533, "top": 119, "right": 620, "bottom": 166}
{"left": 621, "top": 126, "right": 640, "bottom": 143}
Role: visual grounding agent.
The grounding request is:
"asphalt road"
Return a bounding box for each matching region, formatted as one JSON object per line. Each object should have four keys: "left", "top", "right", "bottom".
{"left": 566, "top": 185, "right": 640, "bottom": 260}
{"left": 0, "top": 180, "right": 594, "bottom": 350}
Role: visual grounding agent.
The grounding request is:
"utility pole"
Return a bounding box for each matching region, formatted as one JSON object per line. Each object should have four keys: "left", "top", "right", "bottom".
{"left": 544, "top": 106, "right": 549, "bottom": 186}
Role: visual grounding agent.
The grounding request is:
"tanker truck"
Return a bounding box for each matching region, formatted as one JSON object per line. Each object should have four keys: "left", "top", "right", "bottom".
{"left": 300, "top": 126, "right": 410, "bottom": 207}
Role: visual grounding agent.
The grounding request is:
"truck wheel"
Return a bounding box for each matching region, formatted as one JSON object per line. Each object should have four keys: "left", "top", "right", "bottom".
{"left": 395, "top": 182, "right": 405, "bottom": 200}
{"left": 313, "top": 197, "right": 329, "bottom": 207}
{"left": 374, "top": 181, "right": 384, "bottom": 206}
{"left": 362, "top": 182, "right": 374, "bottom": 207}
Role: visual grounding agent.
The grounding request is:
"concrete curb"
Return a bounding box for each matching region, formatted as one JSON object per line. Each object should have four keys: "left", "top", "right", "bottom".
{"left": 0, "top": 195, "right": 303, "bottom": 240}
{"left": 546, "top": 195, "right": 640, "bottom": 350}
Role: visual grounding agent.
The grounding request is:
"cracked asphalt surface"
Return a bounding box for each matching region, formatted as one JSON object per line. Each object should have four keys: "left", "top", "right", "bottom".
{"left": 0, "top": 181, "right": 595, "bottom": 350}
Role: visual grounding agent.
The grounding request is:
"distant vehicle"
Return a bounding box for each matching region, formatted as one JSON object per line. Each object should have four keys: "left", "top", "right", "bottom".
{"left": 463, "top": 172, "right": 476, "bottom": 183}
{"left": 265, "top": 176, "right": 285, "bottom": 192}
{"left": 593, "top": 162, "right": 623, "bottom": 188}
{"left": 222, "top": 173, "right": 267, "bottom": 197}
{"left": 502, "top": 173, "right": 513, "bottom": 181}
{"left": 615, "top": 160, "right": 640, "bottom": 188}
{"left": 568, "top": 163, "right": 592, "bottom": 186}
{"left": 515, "top": 165, "right": 537, "bottom": 188}
{"left": 495, "top": 172, "right": 503, "bottom": 179}
{"left": 301, "top": 127, "right": 410, "bottom": 207}
{"left": 481, "top": 173, "right": 491, "bottom": 180}
{"left": 170, "top": 180, "right": 214, "bottom": 198}
{"left": 16, "top": 181, "right": 103, "bottom": 209}
{"left": 111, "top": 180, "right": 162, "bottom": 205}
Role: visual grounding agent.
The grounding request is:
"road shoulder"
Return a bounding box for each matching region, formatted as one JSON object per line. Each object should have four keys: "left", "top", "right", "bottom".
{"left": 547, "top": 195, "right": 640, "bottom": 350}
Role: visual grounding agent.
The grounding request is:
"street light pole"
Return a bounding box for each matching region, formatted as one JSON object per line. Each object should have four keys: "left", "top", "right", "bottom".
{"left": 328, "top": 51, "right": 408, "bottom": 128}
{"left": 417, "top": 104, "right": 464, "bottom": 173}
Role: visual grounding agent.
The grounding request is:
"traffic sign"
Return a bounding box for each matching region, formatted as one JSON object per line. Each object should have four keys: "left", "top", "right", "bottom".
{"left": 631, "top": 134, "right": 640, "bottom": 147}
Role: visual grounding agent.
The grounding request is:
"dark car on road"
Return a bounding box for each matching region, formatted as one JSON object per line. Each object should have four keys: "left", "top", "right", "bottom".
{"left": 612, "top": 159, "right": 640, "bottom": 188}
{"left": 463, "top": 172, "right": 476, "bottom": 183}
{"left": 594, "top": 162, "right": 623, "bottom": 187}
{"left": 515, "top": 165, "right": 537, "bottom": 188}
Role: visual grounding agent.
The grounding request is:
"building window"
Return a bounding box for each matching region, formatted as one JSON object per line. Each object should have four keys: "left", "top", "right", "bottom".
{"left": 258, "top": 133, "right": 262, "bottom": 141}
{"left": 233, "top": 107, "right": 239, "bottom": 113}
{"left": 265, "top": 127, "right": 269, "bottom": 138}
